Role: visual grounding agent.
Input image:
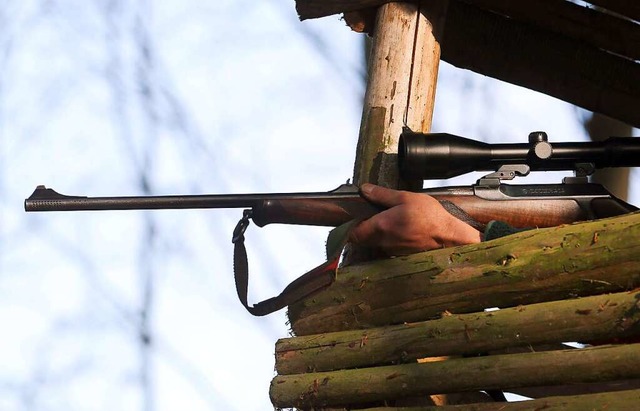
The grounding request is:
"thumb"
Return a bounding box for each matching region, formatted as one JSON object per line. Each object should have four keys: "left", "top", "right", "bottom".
{"left": 360, "top": 183, "right": 406, "bottom": 208}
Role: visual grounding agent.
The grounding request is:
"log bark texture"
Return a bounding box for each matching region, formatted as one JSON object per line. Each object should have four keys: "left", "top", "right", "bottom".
{"left": 276, "top": 290, "right": 640, "bottom": 374}
{"left": 270, "top": 343, "right": 640, "bottom": 408}
{"left": 357, "top": 388, "right": 640, "bottom": 410}
{"left": 288, "top": 212, "right": 640, "bottom": 336}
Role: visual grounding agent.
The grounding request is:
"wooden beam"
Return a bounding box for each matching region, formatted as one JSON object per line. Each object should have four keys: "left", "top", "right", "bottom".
{"left": 441, "top": 0, "right": 640, "bottom": 129}
{"left": 459, "top": 0, "right": 640, "bottom": 61}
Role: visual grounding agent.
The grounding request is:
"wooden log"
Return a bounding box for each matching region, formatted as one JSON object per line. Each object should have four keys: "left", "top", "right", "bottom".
{"left": 288, "top": 212, "right": 640, "bottom": 336}
{"left": 357, "top": 388, "right": 640, "bottom": 410}
{"left": 270, "top": 343, "right": 640, "bottom": 408}
{"left": 276, "top": 290, "right": 640, "bottom": 374}
{"left": 511, "top": 379, "right": 640, "bottom": 400}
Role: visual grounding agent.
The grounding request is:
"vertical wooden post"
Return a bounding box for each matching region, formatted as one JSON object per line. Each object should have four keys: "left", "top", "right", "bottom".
{"left": 345, "top": 1, "right": 448, "bottom": 265}
{"left": 347, "top": 3, "right": 457, "bottom": 405}
{"left": 353, "top": 0, "right": 448, "bottom": 190}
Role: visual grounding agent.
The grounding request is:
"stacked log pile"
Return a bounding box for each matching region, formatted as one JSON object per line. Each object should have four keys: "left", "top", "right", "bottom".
{"left": 270, "top": 212, "right": 640, "bottom": 409}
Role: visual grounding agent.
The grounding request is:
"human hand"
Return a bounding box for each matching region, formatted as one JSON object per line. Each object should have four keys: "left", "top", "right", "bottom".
{"left": 349, "top": 184, "right": 481, "bottom": 256}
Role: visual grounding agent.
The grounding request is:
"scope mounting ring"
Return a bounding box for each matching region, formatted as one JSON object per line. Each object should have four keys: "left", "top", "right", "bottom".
{"left": 478, "top": 164, "right": 531, "bottom": 187}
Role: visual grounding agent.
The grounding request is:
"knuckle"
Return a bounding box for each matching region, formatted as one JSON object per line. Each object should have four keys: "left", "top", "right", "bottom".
{"left": 395, "top": 191, "right": 412, "bottom": 203}
{"left": 375, "top": 218, "right": 395, "bottom": 235}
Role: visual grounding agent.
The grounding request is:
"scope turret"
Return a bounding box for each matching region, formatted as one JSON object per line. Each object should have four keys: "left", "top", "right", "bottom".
{"left": 399, "top": 130, "right": 640, "bottom": 180}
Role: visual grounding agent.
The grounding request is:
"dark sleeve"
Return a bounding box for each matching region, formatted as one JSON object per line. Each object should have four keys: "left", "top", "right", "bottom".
{"left": 483, "top": 220, "right": 530, "bottom": 241}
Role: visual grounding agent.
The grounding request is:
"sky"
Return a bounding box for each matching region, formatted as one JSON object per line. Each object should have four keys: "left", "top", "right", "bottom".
{"left": 1, "top": 1, "right": 637, "bottom": 410}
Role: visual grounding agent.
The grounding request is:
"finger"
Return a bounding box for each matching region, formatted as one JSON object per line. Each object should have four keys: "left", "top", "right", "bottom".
{"left": 360, "top": 183, "right": 408, "bottom": 208}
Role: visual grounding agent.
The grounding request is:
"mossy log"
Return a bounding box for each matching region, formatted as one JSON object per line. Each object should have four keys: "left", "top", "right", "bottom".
{"left": 288, "top": 213, "right": 640, "bottom": 336}
{"left": 269, "top": 343, "right": 640, "bottom": 409}
{"left": 276, "top": 290, "right": 640, "bottom": 374}
{"left": 357, "top": 388, "right": 640, "bottom": 410}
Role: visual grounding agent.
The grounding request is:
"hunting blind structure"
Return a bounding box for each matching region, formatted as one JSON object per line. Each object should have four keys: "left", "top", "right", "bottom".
{"left": 269, "top": 1, "right": 640, "bottom": 409}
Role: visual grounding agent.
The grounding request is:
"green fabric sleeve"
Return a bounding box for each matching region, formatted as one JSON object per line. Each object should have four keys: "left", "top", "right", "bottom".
{"left": 483, "top": 220, "right": 530, "bottom": 241}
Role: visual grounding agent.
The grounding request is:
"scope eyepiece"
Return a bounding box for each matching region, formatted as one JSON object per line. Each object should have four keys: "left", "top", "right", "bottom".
{"left": 398, "top": 130, "right": 640, "bottom": 180}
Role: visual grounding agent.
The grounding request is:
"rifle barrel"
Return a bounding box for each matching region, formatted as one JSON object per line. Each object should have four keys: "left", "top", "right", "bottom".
{"left": 24, "top": 185, "right": 359, "bottom": 212}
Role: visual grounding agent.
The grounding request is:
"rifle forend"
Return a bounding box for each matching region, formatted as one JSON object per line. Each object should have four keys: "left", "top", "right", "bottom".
{"left": 24, "top": 184, "right": 382, "bottom": 227}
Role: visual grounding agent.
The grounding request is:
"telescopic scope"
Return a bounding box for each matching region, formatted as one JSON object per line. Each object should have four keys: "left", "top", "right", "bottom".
{"left": 399, "top": 130, "right": 640, "bottom": 180}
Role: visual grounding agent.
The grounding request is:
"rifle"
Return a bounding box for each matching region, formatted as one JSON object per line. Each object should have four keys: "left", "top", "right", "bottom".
{"left": 25, "top": 131, "right": 639, "bottom": 315}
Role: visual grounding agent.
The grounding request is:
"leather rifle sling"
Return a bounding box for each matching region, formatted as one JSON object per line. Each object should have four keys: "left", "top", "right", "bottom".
{"left": 232, "top": 211, "right": 356, "bottom": 316}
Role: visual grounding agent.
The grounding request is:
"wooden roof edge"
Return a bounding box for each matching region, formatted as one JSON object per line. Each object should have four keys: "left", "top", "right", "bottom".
{"left": 459, "top": 0, "right": 640, "bottom": 62}
{"left": 295, "top": 0, "right": 640, "bottom": 128}
{"left": 296, "top": 0, "right": 640, "bottom": 26}
{"left": 588, "top": 0, "right": 640, "bottom": 23}
{"left": 295, "top": 0, "right": 387, "bottom": 20}
{"left": 443, "top": 1, "right": 640, "bottom": 129}
{"left": 297, "top": 0, "right": 640, "bottom": 63}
